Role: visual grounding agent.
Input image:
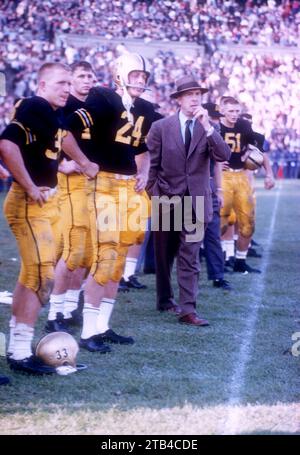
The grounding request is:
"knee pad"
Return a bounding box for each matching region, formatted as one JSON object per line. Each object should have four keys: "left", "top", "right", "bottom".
{"left": 19, "top": 264, "right": 54, "bottom": 306}
{"left": 62, "top": 227, "right": 88, "bottom": 271}
{"left": 110, "top": 245, "right": 128, "bottom": 282}
{"left": 90, "top": 244, "right": 118, "bottom": 286}
{"left": 239, "top": 222, "right": 255, "bottom": 239}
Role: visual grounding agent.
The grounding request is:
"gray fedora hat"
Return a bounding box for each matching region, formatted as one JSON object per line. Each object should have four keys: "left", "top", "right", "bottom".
{"left": 170, "top": 75, "right": 208, "bottom": 98}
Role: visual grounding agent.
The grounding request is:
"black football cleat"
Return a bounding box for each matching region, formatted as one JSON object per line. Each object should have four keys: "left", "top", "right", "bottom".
{"left": 79, "top": 335, "right": 111, "bottom": 353}
{"left": 0, "top": 374, "right": 10, "bottom": 385}
{"left": 233, "top": 259, "right": 261, "bottom": 274}
{"left": 247, "top": 247, "right": 262, "bottom": 258}
{"left": 118, "top": 278, "right": 130, "bottom": 293}
{"left": 213, "top": 279, "right": 232, "bottom": 291}
{"left": 97, "top": 329, "right": 135, "bottom": 345}
{"left": 126, "top": 275, "right": 147, "bottom": 290}
{"left": 9, "top": 355, "right": 56, "bottom": 375}
{"left": 45, "top": 312, "right": 72, "bottom": 334}
{"left": 64, "top": 308, "right": 83, "bottom": 327}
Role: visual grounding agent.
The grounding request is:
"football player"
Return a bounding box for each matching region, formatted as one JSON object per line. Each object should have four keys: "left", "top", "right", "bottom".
{"left": 66, "top": 52, "right": 157, "bottom": 352}
{"left": 0, "top": 62, "right": 98, "bottom": 374}
{"left": 219, "top": 97, "right": 274, "bottom": 274}
{"left": 45, "top": 61, "right": 96, "bottom": 334}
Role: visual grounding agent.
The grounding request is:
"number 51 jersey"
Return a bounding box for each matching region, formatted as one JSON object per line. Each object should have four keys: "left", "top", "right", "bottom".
{"left": 66, "top": 87, "right": 157, "bottom": 175}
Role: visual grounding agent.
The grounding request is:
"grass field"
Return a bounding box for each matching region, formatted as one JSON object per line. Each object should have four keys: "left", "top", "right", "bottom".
{"left": 0, "top": 179, "right": 299, "bottom": 435}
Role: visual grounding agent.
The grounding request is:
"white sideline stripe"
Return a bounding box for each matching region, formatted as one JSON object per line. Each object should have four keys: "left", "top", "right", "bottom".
{"left": 221, "top": 182, "right": 282, "bottom": 435}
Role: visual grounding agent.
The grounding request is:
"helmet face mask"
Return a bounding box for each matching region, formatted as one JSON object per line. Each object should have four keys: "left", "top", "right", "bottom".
{"left": 114, "top": 53, "right": 151, "bottom": 92}
{"left": 36, "top": 332, "right": 79, "bottom": 368}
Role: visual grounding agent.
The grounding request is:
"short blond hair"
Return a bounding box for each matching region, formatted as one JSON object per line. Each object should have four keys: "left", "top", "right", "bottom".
{"left": 37, "top": 62, "right": 71, "bottom": 83}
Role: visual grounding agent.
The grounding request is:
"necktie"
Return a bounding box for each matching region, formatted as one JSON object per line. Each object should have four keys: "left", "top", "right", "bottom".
{"left": 185, "top": 119, "right": 192, "bottom": 155}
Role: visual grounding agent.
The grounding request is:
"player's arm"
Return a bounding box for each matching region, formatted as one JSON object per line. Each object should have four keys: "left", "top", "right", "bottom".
{"left": 0, "top": 139, "right": 49, "bottom": 206}
{"left": 262, "top": 153, "right": 275, "bottom": 189}
{"left": 0, "top": 162, "right": 9, "bottom": 179}
{"left": 135, "top": 151, "right": 150, "bottom": 193}
{"left": 58, "top": 158, "right": 81, "bottom": 175}
{"left": 62, "top": 131, "right": 98, "bottom": 179}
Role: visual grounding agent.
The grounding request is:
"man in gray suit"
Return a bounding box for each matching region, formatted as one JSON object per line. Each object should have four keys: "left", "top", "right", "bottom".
{"left": 147, "top": 76, "right": 231, "bottom": 326}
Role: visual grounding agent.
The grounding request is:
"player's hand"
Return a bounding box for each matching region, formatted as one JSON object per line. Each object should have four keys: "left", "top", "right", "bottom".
{"left": 58, "top": 159, "right": 81, "bottom": 175}
{"left": 27, "top": 186, "right": 51, "bottom": 207}
{"left": 264, "top": 175, "right": 275, "bottom": 190}
{"left": 0, "top": 164, "right": 9, "bottom": 179}
{"left": 81, "top": 161, "right": 99, "bottom": 179}
{"left": 193, "top": 106, "right": 211, "bottom": 131}
{"left": 221, "top": 161, "right": 230, "bottom": 171}
{"left": 135, "top": 172, "right": 148, "bottom": 193}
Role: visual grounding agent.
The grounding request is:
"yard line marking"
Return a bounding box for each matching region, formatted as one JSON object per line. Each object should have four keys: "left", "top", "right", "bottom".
{"left": 221, "top": 182, "right": 282, "bottom": 435}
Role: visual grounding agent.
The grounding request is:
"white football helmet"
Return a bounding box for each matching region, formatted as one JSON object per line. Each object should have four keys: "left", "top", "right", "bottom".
{"left": 36, "top": 332, "right": 79, "bottom": 369}
{"left": 243, "top": 144, "right": 264, "bottom": 171}
{"left": 114, "top": 52, "right": 151, "bottom": 91}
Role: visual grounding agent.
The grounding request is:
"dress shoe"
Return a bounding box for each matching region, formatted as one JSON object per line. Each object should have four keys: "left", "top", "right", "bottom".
{"left": 179, "top": 313, "right": 210, "bottom": 327}
{"left": 79, "top": 335, "right": 111, "bottom": 353}
{"left": 97, "top": 329, "right": 134, "bottom": 345}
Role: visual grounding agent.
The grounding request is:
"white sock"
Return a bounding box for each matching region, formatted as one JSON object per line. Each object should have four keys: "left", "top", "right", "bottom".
{"left": 48, "top": 293, "right": 66, "bottom": 321}
{"left": 236, "top": 250, "right": 247, "bottom": 260}
{"left": 221, "top": 240, "right": 226, "bottom": 253}
{"left": 7, "top": 315, "right": 16, "bottom": 355}
{"left": 97, "top": 298, "right": 115, "bottom": 333}
{"left": 64, "top": 289, "right": 80, "bottom": 319}
{"left": 224, "top": 240, "right": 235, "bottom": 260}
{"left": 233, "top": 234, "right": 238, "bottom": 241}
{"left": 123, "top": 258, "right": 137, "bottom": 281}
{"left": 12, "top": 323, "right": 34, "bottom": 360}
{"left": 81, "top": 303, "right": 99, "bottom": 339}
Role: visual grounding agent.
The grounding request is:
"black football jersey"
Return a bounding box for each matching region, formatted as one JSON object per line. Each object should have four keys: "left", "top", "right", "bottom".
{"left": 220, "top": 118, "right": 264, "bottom": 170}
{"left": 0, "top": 96, "right": 65, "bottom": 187}
{"left": 58, "top": 94, "right": 86, "bottom": 161}
{"left": 66, "top": 87, "right": 156, "bottom": 175}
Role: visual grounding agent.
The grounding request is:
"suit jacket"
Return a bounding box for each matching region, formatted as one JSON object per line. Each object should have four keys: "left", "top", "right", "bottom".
{"left": 146, "top": 112, "right": 231, "bottom": 222}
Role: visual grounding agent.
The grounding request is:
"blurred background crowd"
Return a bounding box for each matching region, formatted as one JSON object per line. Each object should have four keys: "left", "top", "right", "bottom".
{"left": 0, "top": 0, "right": 300, "bottom": 188}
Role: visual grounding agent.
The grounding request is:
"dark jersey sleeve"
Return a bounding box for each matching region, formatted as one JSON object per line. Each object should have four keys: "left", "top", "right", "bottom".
{"left": 65, "top": 110, "right": 86, "bottom": 136}
{"left": 85, "top": 87, "right": 113, "bottom": 120}
{"left": 0, "top": 122, "right": 27, "bottom": 149}
{"left": 133, "top": 97, "right": 156, "bottom": 156}
{"left": 14, "top": 96, "right": 59, "bottom": 139}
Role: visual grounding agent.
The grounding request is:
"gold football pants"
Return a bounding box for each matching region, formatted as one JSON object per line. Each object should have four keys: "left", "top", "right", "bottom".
{"left": 3, "top": 182, "right": 58, "bottom": 305}
{"left": 221, "top": 171, "right": 255, "bottom": 238}
{"left": 58, "top": 172, "right": 92, "bottom": 271}
{"left": 88, "top": 172, "right": 150, "bottom": 285}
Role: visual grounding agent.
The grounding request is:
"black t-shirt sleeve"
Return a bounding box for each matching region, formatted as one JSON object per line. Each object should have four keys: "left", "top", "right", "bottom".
{"left": 0, "top": 122, "right": 27, "bottom": 149}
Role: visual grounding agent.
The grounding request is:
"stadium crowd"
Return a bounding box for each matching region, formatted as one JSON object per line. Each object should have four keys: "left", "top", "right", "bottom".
{"left": 1, "top": 0, "right": 299, "bottom": 46}
{"left": 0, "top": 0, "right": 300, "bottom": 179}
